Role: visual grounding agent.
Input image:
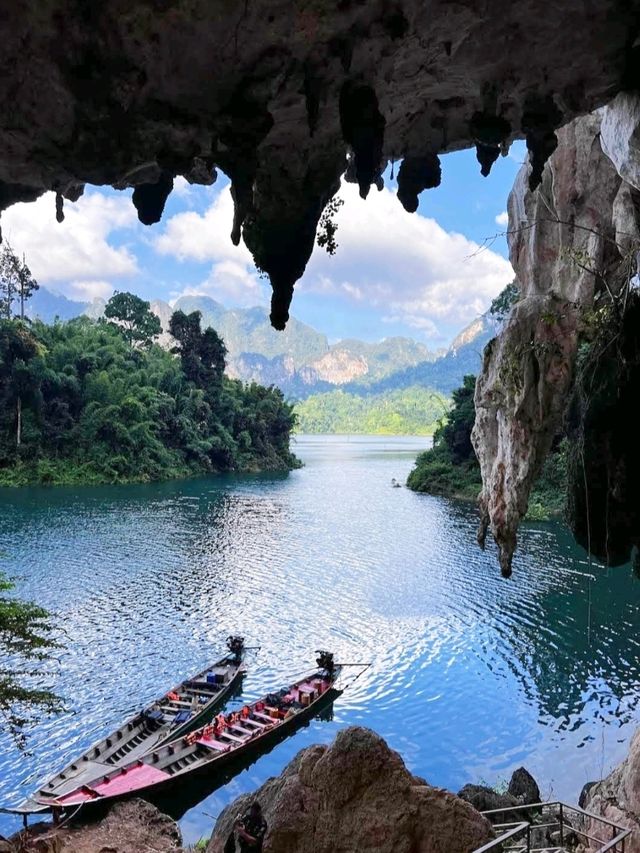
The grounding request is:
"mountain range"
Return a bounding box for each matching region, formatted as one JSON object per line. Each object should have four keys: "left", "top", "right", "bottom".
{"left": 27, "top": 287, "right": 500, "bottom": 398}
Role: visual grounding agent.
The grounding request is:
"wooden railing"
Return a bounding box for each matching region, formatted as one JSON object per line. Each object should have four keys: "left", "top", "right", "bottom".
{"left": 472, "top": 800, "right": 632, "bottom": 852}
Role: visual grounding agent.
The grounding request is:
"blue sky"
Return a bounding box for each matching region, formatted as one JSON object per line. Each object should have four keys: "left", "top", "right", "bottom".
{"left": 2, "top": 143, "right": 526, "bottom": 348}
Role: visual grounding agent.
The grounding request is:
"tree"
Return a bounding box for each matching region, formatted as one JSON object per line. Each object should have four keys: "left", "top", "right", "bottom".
{"left": 0, "top": 567, "right": 61, "bottom": 747}
{"left": 169, "top": 309, "right": 227, "bottom": 388}
{"left": 490, "top": 280, "right": 519, "bottom": 321}
{"left": 104, "top": 291, "right": 162, "bottom": 349}
{"left": 0, "top": 242, "right": 39, "bottom": 320}
{"left": 435, "top": 374, "right": 477, "bottom": 463}
{"left": 0, "top": 320, "right": 42, "bottom": 451}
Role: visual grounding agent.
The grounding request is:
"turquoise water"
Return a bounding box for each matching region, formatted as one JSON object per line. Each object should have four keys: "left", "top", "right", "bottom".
{"left": 0, "top": 435, "right": 639, "bottom": 843}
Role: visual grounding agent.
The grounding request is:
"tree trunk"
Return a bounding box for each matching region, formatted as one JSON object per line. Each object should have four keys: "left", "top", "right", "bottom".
{"left": 16, "top": 396, "right": 22, "bottom": 448}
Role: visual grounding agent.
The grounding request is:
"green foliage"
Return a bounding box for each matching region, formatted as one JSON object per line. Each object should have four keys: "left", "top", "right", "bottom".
{"left": 0, "top": 242, "right": 39, "bottom": 320}
{"left": 294, "top": 386, "right": 450, "bottom": 435}
{"left": 0, "top": 307, "right": 299, "bottom": 486}
{"left": 407, "top": 374, "right": 567, "bottom": 517}
{"left": 169, "top": 309, "right": 226, "bottom": 388}
{"left": 316, "top": 196, "right": 344, "bottom": 255}
{"left": 489, "top": 280, "right": 519, "bottom": 320}
{"left": 104, "top": 291, "right": 162, "bottom": 349}
{"left": 0, "top": 567, "right": 61, "bottom": 747}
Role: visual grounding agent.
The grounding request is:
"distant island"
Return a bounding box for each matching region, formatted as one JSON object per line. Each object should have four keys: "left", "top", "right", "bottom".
{"left": 0, "top": 283, "right": 298, "bottom": 486}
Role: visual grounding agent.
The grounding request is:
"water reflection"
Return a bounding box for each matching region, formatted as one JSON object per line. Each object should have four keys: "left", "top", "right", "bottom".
{"left": 0, "top": 436, "right": 638, "bottom": 843}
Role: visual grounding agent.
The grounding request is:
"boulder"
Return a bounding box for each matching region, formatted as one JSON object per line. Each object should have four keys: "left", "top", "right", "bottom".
{"left": 580, "top": 729, "right": 640, "bottom": 853}
{"left": 601, "top": 93, "right": 640, "bottom": 191}
{"left": 457, "top": 784, "right": 519, "bottom": 814}
{"left": 508, "top": 767, "right": 541, "bottom": 804}
{"left": 9, "top": 799, "right": 182, "bottom": 853}
{"left": 207, "top": 726, "right": 493, "bottom": 853}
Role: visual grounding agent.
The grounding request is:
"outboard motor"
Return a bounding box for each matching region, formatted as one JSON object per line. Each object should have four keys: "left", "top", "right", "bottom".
{"left": 315, "top": 650, "right": 335, "bottom": 675}
{"left": 227, "top": 635, "right": 245, "bottom": 661}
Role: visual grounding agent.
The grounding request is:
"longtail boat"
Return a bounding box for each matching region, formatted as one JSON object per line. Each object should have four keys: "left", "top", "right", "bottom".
{"left": 33, "top": 652, "right": 349, "bottom": 815}
{"left": 13, "top": 636, "right": 248, "bottom": 815}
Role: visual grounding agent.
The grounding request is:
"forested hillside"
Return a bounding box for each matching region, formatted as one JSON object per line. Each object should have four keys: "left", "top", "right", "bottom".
{"left": 295, "top": 386, "right": 449, "bottom": 435}
{"left": 0, "top": 297, "right": 298, "bottom": 486}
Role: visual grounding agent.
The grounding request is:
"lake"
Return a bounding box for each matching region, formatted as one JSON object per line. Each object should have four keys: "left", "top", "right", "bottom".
{"left": 0, "top": 434, "right": 639, "bottom": 843}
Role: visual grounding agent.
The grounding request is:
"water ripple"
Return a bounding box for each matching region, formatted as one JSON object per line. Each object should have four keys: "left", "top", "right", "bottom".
{"left": 0, "top": 436, "right": 639, "bottom": 843}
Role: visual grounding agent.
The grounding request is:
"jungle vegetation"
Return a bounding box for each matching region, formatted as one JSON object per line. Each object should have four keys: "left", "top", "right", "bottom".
{"left": 0, "top": 289, "right": 299, "bottom": 486}
{"left": 294, "top": 386, "right": 449, "bottom": 435}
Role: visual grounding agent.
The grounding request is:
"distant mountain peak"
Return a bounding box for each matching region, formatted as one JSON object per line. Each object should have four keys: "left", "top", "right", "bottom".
{"left": 24, "top": 286, "right": 507, "bottom": 400}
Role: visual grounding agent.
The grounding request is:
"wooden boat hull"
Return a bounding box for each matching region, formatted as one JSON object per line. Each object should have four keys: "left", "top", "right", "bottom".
{"left": 14, "top": 643, "right": 247, "bottom": 815}
{"left": 39, "top": 670, "right": 343, "bottom": 815}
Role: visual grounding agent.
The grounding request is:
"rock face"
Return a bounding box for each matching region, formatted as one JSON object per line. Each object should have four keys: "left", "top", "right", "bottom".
{"left": 207, "top": 726, "right": 493, "bottom": 853}
{"left": 458, "top": 766, "right": 541, "bottom": 820}
{"left": 581, "top": 729, "right": 640, "bottom": 852}
{"left": 9, "top": 799, "right": 182, "bottom": 853}
{"left": 1, "top": 2, "right": 640, "bottom": 328}
{"left": 472, "top": 103, "right": 640, "bottom": 574}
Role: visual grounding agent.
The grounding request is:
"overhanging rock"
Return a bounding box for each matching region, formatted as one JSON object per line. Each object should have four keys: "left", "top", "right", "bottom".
{"left": 473, "top": 100, "right": 640, "bottom": 575}
{"left": 1, "top": 1, "right": 640, "bottom": 322}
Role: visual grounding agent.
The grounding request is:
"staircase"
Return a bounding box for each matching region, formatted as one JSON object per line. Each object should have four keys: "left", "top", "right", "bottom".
{"left": 472, "top": 801, "right": 631, "bottom": 852}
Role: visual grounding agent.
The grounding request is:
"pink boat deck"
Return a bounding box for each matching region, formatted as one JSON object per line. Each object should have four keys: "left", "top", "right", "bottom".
{"left": 197, "top": 737, "right": 230, "bottom": 751}
{"left": 56, "top": 764, "right": 170, "bottom": 804}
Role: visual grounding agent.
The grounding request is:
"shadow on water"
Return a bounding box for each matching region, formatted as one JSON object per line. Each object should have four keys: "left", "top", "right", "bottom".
{"left": 152, "top": 699, "right": 338, "bottom": 821}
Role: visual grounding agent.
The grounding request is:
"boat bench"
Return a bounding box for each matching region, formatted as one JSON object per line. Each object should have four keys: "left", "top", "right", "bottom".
{"left": 253, "top": 711, "right": 275, "bottom": 723}
{"left": 220, "top": 732, "right": 245, "bottom": 744}
{"left": 197, "top": 738, "right": 229, "bottom": 751}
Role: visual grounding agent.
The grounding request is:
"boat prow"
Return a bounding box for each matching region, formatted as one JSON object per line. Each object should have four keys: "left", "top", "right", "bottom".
{"left": 13, "top": 636, "right": 249, "bottom": 815}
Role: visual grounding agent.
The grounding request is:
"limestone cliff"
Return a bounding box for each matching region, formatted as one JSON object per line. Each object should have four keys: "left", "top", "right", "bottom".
{"left": 1, "top": 1, "right": 639, "bottom": 329}
{"left": 473, "top": 99, "right": 640, "bottom": 574}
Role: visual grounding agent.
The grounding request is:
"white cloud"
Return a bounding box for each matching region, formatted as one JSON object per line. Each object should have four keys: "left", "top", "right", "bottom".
{"left": 495, "top": 211, "right": 509, "bottom": 227}
{"left": 154, "top": 179, "right": 513, "bottom": 342}
{"left": 154, "top": 187, "right": 264, "bottom": 306}
{"left": 1, "top": 191, "right": 139, "bottom": 292}
{"left": 302, "top": 182, "right": 513, "bottom": 340}
{"left": 155, "top": 188, "right": 251, "bottom": 265}
{"left": 65, "top": 280, "right": 114, "bottom": 301}
{"left": 172, "top": 177, "right": 194, "bottom": 199}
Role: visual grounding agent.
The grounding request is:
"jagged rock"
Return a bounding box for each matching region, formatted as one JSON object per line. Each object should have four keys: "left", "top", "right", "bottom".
{"left": 458, "top": 784, "right": 520, "bottom": 814}
{"left": 580, "top": 728, "right": 640, "bottom": 852}
{"left": 132, "top": 172, "right": 175, "bottom": 225}
{"left": 9, "top": 799, "right": 182, "bottom": 853}
{"left": 472, "top": 112, "right": 629, "bottom": 575}
{"left": 579, "top": 781, "right": 597, "bottom": 810}
{"left": 1, "top": 2, "right": 639, "bottom": 321}
{"left": 459, "top": 767, "right": 540, "bottom": 817}
{"left": 207, "top": 726, "right": 494, "bottom": 853}
{"left": 396, "top": 155, "right": 442, "bottom": 213}
{"left": 508, "top": 767, "right": 541, "bottom": 803}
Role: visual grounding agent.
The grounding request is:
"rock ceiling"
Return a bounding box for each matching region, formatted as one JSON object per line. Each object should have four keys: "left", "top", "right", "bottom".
{"left": 1, "top": 0, "right": 640, "bottom": 328}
